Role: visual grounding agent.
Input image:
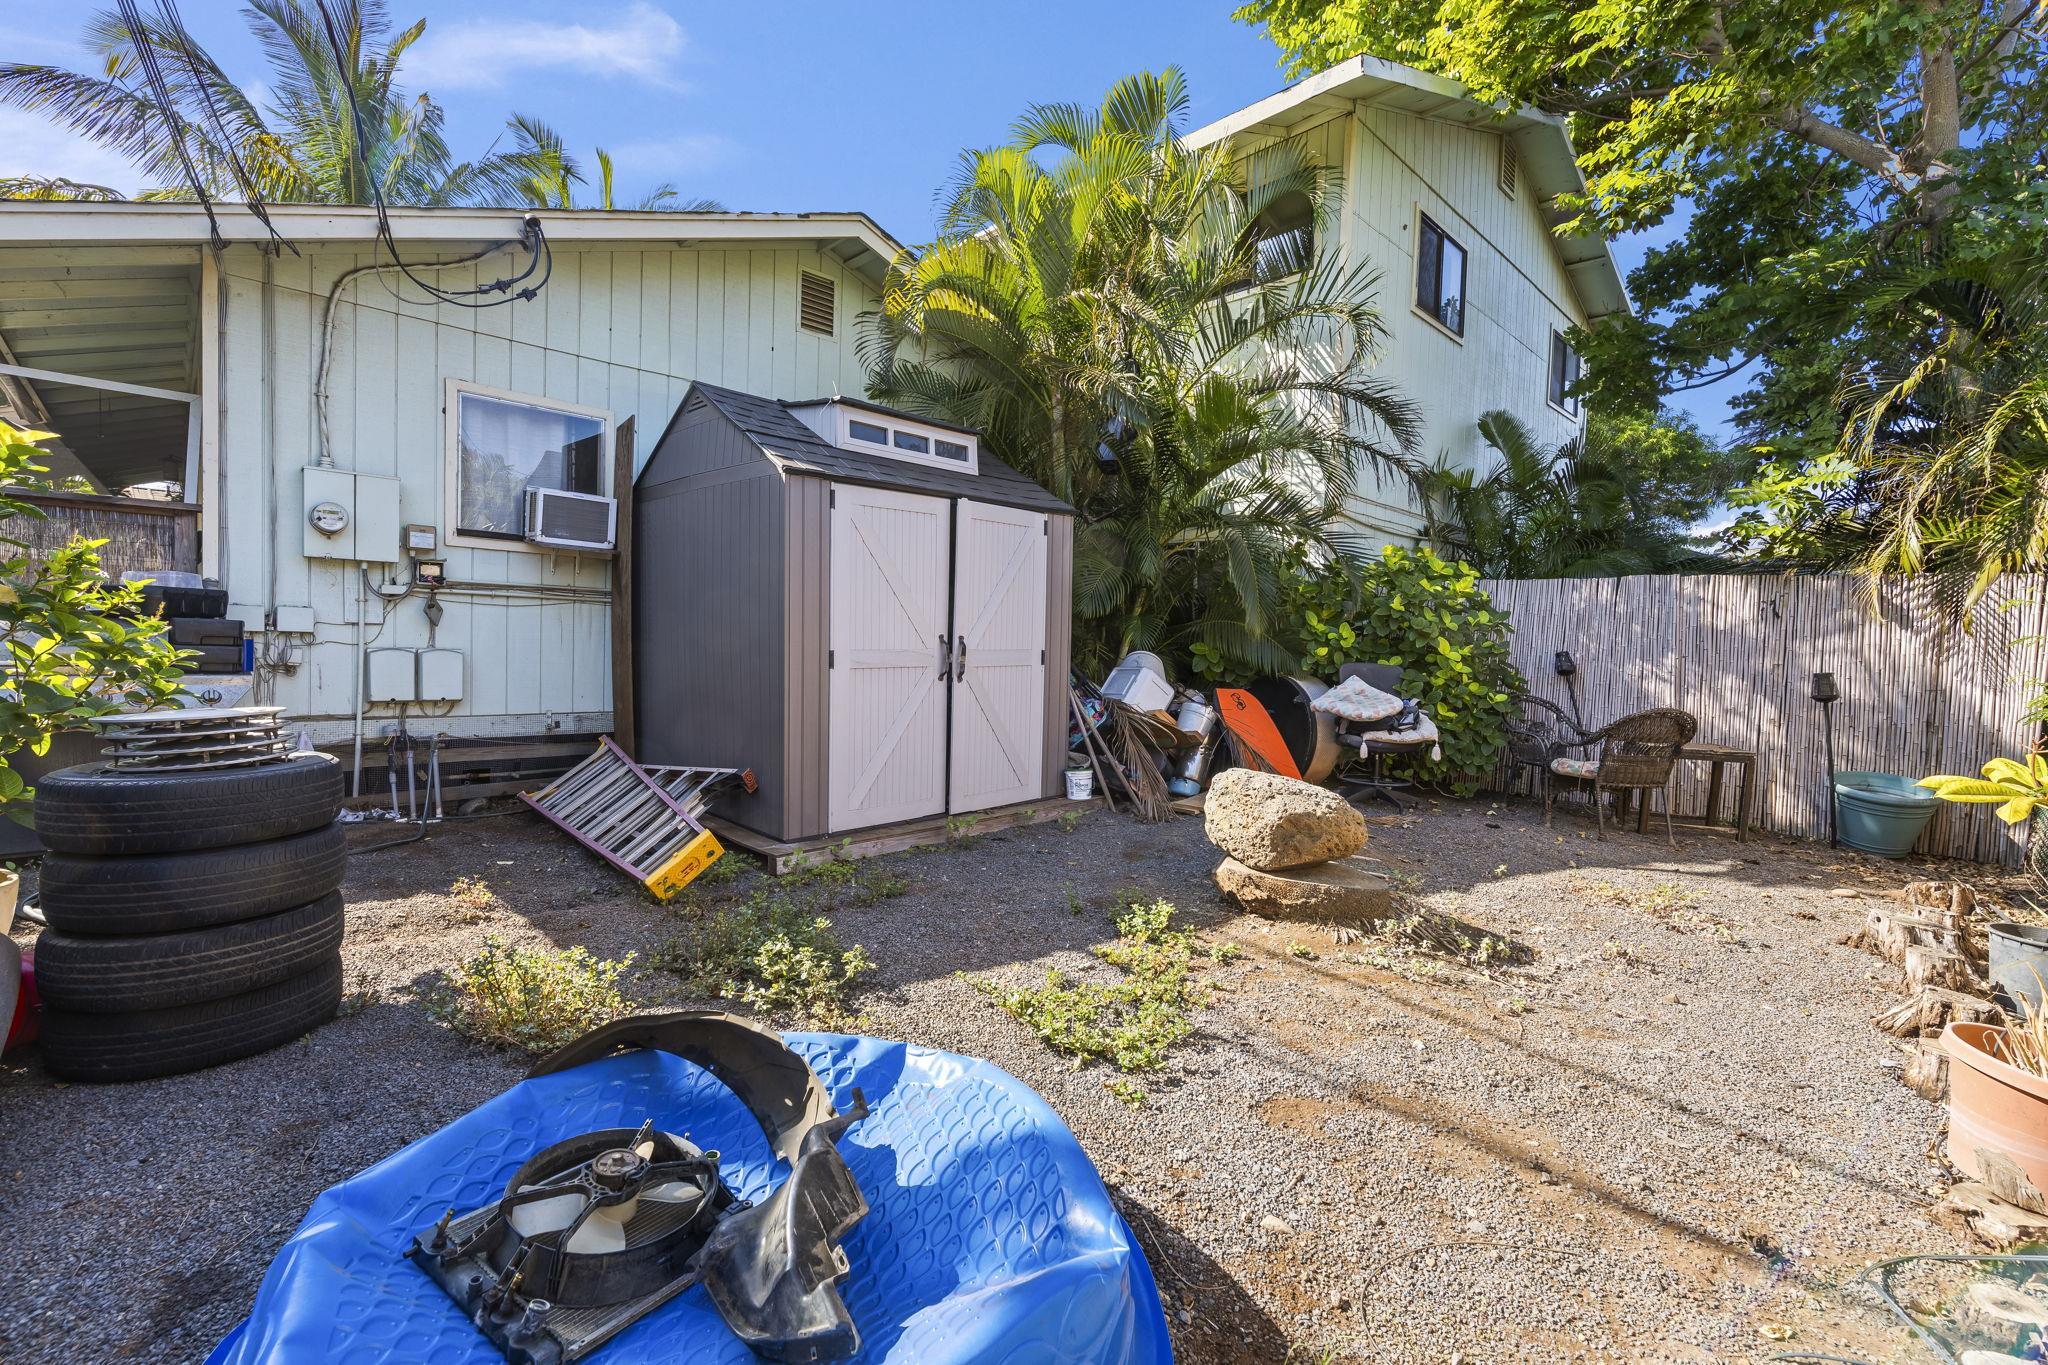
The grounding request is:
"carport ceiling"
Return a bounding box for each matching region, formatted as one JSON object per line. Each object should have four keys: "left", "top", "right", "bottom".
{"left": 0, "top": 245, "right": 201, "bottom": 491}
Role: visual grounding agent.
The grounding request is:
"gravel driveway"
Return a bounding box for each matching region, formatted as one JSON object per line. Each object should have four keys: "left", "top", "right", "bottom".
{"left": 0, "top": 792, "right": 1997, "bottom": 1363}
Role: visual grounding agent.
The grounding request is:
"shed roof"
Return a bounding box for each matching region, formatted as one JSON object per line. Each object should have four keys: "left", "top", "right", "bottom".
{"left": 679, "top": 382, "right": 1073, "bottom": 515}
{"left": 1183, "top": 55, "right": 1631, "bottom": 322}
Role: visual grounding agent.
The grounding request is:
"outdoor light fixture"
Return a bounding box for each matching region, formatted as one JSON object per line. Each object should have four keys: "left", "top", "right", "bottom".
{"left": 1812, "top": 671, "right": 1841, "bottom": 845}
{"left": 1554, "top": 650, "right": 1583, "bottom": 728}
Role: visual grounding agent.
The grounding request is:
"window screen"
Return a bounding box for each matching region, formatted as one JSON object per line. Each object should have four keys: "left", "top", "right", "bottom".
{"left": 1416, "top": 214, "right": 1467, "bottom": 336}
{"left": 456, "top": 391, "right": 605, "bottom": 537}
{"left": 1549, "top": 330, "right": 1582, "bottom": 414}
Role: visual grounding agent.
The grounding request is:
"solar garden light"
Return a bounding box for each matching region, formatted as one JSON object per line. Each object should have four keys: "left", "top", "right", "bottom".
{"left": 1812, "top": 671, "right": 1841, "bottom": 846}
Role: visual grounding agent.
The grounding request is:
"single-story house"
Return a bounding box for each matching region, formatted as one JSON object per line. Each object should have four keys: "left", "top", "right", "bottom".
{"left": 0, "top": 201, "right": 900, "bottom": 795}
{"left": 1185, "top": 55, "right": 1634, "bottom": 543}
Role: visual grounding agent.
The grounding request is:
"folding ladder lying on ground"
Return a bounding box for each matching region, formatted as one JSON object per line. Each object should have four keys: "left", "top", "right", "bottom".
{"left": 521, "top": 737, "right": 755, "bottom": 899}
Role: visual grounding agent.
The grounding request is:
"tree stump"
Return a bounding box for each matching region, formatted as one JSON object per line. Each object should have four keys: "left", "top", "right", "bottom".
{"left": 1904, "top": 944, "right": 1981, "bottom": 994}
{"left": 1874, "top": 987, "right": 1998, "bottom": 1037}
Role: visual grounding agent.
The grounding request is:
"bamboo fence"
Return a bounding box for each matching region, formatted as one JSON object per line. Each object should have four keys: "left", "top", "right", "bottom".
{"left": 4, "top": 488, "right": 199, "bottom": 581}
{"left": 1478, "top": 573, "right": 2048, "bottom": 866}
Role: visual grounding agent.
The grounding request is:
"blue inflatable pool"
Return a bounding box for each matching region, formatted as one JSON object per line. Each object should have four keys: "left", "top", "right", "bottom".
{"left": 207, "top": 1029, "right": 1172, "bottom": 1364}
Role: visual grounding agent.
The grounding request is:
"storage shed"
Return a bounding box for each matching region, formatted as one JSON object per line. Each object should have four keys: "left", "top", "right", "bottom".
{"left": 633, "top": 383, "right": 1074, "bottom": 841}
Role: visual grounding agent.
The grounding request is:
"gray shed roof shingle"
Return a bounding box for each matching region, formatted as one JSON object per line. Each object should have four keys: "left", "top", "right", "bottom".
{"left": 682, "top": 382, "right": 1072, "bottom": 515}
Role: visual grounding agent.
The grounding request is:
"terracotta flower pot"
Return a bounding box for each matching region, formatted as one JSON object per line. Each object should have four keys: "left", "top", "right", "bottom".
{"left": 1942, "top": 1021, "right": 2048, "bottom": 1205}
{"left": 0, "top": 867, "right": 15, "bottom": 935}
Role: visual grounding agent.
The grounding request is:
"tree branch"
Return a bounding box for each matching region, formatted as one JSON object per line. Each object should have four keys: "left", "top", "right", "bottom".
{"left": 1766, "top": 106, "right": 1897, "bottom": 178}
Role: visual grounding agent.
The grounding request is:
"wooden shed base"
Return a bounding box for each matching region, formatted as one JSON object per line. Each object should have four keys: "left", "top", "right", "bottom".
{"left": 705, "top": 797, "right": 1094, "bottom": 875}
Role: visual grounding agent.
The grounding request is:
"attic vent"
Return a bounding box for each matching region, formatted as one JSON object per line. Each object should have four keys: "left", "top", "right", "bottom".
{"left": 799, "top": 270, "right": 835, "bottom": 336}
{"left": 1497, "top": 135, "right": 1518, "bottom": 199}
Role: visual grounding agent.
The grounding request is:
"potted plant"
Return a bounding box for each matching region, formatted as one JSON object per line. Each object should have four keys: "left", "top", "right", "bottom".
{"left": 0, "top": 421, "right": 189, "bottom": 881}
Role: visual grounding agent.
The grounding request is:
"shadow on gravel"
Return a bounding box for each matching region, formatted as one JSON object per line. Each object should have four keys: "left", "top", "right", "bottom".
{"left": 1113, "top": 1188, "right": 1291, "bottom": 1365}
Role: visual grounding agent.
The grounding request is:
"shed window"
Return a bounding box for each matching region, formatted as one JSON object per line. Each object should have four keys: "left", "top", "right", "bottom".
{"left": 934, "top": 438, "right": 970, "bottom": 462}
{"left": 848, "top": 419, "right": 890, "bottom": 445}
{"left": 1548, "top": 329, "right": 1583, "bottom": 415}
{"left": 893, "top": 430, "right": 930, "bottom": 454}
{"left": 455, "top": 388, "right": 607, "bottom": 538}
{"left": 1415, "top": 213, "right": 1468, "bottom": 337}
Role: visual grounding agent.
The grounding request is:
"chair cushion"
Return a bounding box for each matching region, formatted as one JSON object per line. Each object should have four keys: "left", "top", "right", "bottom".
{"left": 1549, "top": 756, "right": 1600, "bottom": 779}
{"left": 1311, "top": 674, "right": 1404, "bottom": 723}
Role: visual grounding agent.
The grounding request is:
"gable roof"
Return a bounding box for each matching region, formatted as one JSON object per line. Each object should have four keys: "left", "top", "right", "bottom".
{"left": 1184, "top": 55, "right": 1630, "bottom": 321}
{"left": 673, "top": 382, "right": 1072, "bottom": 515}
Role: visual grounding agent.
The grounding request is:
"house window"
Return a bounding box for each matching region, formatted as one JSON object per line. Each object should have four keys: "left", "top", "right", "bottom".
{"left": 1415, "top": 213, "right": 1468, "bottom": 337}
{"left": 1246, "top": 190, "right": 1315, "bottom": 281}
{"left": 453, "top": 386, "right": 609, "bottom": 539}
{"left": 1548, "top": 329, "right": 1583, "bottom": 415}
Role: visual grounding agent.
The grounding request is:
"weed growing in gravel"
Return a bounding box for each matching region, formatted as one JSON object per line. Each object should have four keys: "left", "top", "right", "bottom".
{"left": 946, "top": 813, "right": 984, "bottom": 844}
{"left": 1107, "top": 1077, "right": 1147, "bottom": 1108}
{"left": 776, "top": 845, "right": 909, "bottom": 906}
{"left": 971, "top": 899, "right": 1226, "bottom": 1078}
{"left": 1067, "top": 888, "right": 1087, "bottom": 916}
{"left": 661, "top": 891, "right": 874, "bottom": 1028}
{"left": 448, "top": 875, "right": 498, "bottom": 913}
{"left": 337, "top": 968, "right": 379, "bottom": 1018}
{"left": 697, "top": 851, "right": 753, "bottom": 885}
{"left": 430, "top": 937, "right": 634, "bottom": 1053}
{"left": 1346, "top": 909, "right": 1530, "bottom": 983}
{"left": 1058, "top": 808, "right": 1085, "bottom": 833}
{"left": 1576, "top": 878, "right": 1737, "bottom": 939}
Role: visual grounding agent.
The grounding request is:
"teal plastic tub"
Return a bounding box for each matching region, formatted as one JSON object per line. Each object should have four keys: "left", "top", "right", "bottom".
{"left": 1835, "top": 771, "right": 1940, "bottom": 858}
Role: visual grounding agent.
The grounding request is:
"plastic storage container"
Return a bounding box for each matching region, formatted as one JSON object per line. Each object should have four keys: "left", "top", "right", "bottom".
{"left": 1834, "top": 770, "right": 1940, "bottom": 858}
{"left": 1100, "top": 651, "right": 1175, "bottom": 713}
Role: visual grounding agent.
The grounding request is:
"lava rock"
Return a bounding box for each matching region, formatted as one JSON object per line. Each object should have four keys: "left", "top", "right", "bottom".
{"left": 1203, "top": 769, "right": 1367, "bottom": 871}
{"left": 1213, "top": 856, "right": 1394, "bottom": 922}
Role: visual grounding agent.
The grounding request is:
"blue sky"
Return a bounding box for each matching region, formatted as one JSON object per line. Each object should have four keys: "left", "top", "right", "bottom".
{"left": 0, "top": 0, "right": 1736, "bottom": 437}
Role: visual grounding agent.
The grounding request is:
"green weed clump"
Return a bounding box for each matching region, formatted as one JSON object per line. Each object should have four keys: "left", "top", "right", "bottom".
{"left": 430, "top": 936, "right": 635, "bottom": 1052}
{"left": 972, "top": 899, "right": 1229, "bottom": 1085}
{"left": 664, "top": 890, "right": 874, "bottom": 1028}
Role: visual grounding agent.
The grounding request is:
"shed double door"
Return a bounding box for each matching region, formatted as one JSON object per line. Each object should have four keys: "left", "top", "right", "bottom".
{"left": 826, "top": 485, "right": 1047, "bottom": 833}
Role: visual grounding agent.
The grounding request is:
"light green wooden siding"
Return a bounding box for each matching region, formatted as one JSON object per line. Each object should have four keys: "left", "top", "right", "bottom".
{"left": 1240, "top": 105, "right": 1593, "bottom": 544}
{"left": 215, "top": 242, "right": 878, "bottom": 736}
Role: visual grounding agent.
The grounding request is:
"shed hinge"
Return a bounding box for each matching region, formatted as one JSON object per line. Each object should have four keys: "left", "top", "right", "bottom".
{"left": 1043, "top": 521, "right": 1048, "bottom": 535}
{"left": 829, "top": 489, "right": 836, "bottom": 508}
{"left": 1040, "top": 649, "right": 1045, "bottom": 664}
{"left": 828, "top": 649, "right": 835, "bottom": 669}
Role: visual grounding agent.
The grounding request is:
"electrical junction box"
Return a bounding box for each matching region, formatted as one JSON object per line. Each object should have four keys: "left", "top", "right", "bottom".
{"left": 366, "top": 647, "right": 418, "bottom": 703}
{"left": 417, "top": 648, "right": 465, "bottom": 702}
{"left": 301, "top": 469, "right": 404, "bottom": 564}
{"left": 272, "top": 606, "right": 317, "bottom": 635}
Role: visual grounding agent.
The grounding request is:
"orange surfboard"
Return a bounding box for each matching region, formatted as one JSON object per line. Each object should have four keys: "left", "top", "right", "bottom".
{"left": 1214, "top": 688, "right": 1302, "bottom": 780}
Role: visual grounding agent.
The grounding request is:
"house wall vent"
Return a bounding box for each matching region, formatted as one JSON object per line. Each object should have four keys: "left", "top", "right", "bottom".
{"left": 523, "top": 487, "right": 616, "bottom": 550}
{"left": 799, "top": 271, "right": 836, "bottom": 336}
{"left": 1497, "top": 135, "right": 1519, "bottom": 199}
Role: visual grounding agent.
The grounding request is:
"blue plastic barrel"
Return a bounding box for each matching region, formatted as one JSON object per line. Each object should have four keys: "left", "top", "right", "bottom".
{"left": 1834, "top": 770, "right": 1940, "bottom": 858}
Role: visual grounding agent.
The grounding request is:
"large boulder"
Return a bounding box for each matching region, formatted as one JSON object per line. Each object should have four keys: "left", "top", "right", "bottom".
{"left": 1214, "top": 856, "right": 1395, "bottom": 923}
{"left": 1204, "top": 768, "right": 1367, "bottom": 871}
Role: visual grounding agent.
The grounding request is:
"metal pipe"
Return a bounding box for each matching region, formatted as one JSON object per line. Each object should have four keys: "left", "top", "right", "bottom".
{"left": 385, "top": 733, "right": 401, "bottom": 820}
{"left": 405, "top": 732, "right": 418, "bottom": 823}
{"left": 430, "top": 733, "right": 445, "bottom": 822}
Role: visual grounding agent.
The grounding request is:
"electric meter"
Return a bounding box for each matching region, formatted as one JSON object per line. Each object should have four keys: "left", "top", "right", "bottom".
{"left": 309, "top": 501, "right": 350, "bottom": 536}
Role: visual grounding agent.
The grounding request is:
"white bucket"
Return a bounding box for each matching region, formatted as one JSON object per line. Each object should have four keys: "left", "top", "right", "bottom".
{"left": 1065, "top": 768, "right": 1095, "bottom": 801}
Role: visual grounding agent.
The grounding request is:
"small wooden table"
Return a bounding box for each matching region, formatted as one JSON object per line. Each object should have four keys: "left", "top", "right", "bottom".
{"left": 1620, "top": 742, "right": 1757, "bottom": 840}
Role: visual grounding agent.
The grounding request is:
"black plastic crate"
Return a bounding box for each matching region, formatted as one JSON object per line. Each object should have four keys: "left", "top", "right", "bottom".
{"left": 139, "top": 583, "right": 228, "bottom": 620}
{"left": 167, "top": 617, "right": 244, "bottom": 649}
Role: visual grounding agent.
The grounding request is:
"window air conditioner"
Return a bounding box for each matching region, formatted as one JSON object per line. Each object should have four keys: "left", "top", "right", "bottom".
{"left": 524, "top": 487, "right": 616, "bottom": 550}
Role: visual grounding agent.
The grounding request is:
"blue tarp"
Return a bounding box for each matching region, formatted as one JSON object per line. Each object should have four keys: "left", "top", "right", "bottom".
{"left": 207, "top": 1033, "right": 1172, "bottom": 1364}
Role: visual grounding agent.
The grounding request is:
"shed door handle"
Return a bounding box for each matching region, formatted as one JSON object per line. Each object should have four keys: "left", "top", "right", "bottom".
{"left": 938, "top": 634, "right": 952, "bottom": 680}
{"left": 955, "top": 637, "right": 967, "bottom": 681}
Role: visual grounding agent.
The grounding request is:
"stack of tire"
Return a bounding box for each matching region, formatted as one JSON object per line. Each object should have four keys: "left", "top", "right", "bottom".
{"left": 30, "top": 753, "right": 348, "bottom": 1083}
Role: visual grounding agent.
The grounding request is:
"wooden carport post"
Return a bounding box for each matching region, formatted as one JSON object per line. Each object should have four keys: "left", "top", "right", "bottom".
{"left": 609, "top": 416, "right": 637, "bottom": 758}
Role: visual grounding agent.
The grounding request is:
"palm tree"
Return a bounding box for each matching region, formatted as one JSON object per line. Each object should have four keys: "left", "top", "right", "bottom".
{"left": 501, "top": 117, "right": 722, "bottom": 212}
{"left": 1425, "top": 411, "right": 1711, "bottom": 577}
{"left": 863, "top": 69, "right": 1421, "bottom": 674}
{"left": 0, "top": 2, "right": 703, "bottom": 210}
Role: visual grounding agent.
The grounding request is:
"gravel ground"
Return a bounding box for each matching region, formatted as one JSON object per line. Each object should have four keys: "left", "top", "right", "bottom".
{"left": 0, "top": 791, "right": 2011, "bottom": 1363}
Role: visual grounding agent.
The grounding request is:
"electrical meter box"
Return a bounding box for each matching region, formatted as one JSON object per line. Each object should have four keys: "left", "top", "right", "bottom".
{"left": 303, "top": 468, "right": 404, "bottom": 563}
{"left": 366, "top": 648, "right": 418, "bottom": 702}
{"left": 417, "top": 648, "right": 465, "bottom": 702}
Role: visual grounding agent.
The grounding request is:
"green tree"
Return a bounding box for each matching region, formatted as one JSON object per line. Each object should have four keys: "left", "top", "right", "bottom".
{"left": 1234, "top": 1, "right": 2048, "bottom": 461}
{"left": 500, "top": 117, "right": 722, "bottom": 213}
{"left": 1424, "top": 410, "right": 1721, "bottom": 577}
{"left": 863, "top": 69, "right": 1421, "bottom": 675}
{"left": 0, "top": 422, "right": 188, "bottom": 817}
{"left": 0, "top": 2, "right": 686, "bottom": 209}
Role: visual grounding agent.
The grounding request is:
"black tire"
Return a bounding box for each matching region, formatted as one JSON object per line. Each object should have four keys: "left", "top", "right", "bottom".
{"left": 39, "top": 957, "right": 343, "bottom": 1083}
{"left": 38, "top": 822, "right": 347, "bottom": 935}
{"left": 33, "top": 892, "right": 345, "bottom": 1013}
{"left": 34, "top": 754, "right": 342, "bottom": 855}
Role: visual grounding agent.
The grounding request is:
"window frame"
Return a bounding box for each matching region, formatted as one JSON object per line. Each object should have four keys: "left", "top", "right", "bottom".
{"left": 819, "top": 404, "right": 979, "bottom": 475}
{"left": 443, "top": 379, "right": 616, "bottom": 553}
{"left": 1243, "top": 189, "right": 1317, "bottom": 286}
{"left": 1547, "top": 328, "right": 1583, "bottom": 418}
{"left": 1412, "top": 209, "right": 1469, "bottom": 341}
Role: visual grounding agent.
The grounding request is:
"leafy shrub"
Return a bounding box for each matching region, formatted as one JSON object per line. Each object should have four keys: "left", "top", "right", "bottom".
{"left": 1288, "top": 544, "right": 1523, "bottom": 795}
{"left": 664, "top": 890, "right": 874, "bottom": 1028}
{"left": 430, "top": 937, "right": 634, "bottom": 1052}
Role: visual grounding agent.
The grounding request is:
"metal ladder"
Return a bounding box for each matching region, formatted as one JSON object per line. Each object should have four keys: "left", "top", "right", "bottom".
{"left": 521, "top": 737, "right": 755, "bottom": 900}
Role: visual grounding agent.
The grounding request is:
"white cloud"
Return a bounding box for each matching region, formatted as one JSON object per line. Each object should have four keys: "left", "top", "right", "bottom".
{"left": 406, "top": 3, "right": 688, "bottom": 91}
{"left": 0, "top": 109, "right": 146, "bottom": 194}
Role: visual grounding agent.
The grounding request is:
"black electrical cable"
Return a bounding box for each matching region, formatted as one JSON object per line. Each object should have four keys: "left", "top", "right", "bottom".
{"left": 314, "top": 0, "right": 551, "bottom": 310}
{"left": 115, "top": 0, "right": 225, "bottom": 250}
{"left": 157, "top": 0, "right": 296, "bottom": 255}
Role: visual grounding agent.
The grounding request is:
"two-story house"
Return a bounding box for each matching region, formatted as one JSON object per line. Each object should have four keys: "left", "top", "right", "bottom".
{"left": 1186, "top": 55, "right": 1632, "bottom": 543}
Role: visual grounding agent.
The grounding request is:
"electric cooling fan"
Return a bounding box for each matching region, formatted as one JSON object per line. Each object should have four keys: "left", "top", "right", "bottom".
{"left": 405, "top": 1013, "right": 871, "bottom": 1365}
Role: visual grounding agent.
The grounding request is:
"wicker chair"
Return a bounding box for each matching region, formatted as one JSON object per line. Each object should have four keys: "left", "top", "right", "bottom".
{"left": 1543, "top": 707, "right": 1697, "bottom": 844}
{"left": 1502, "top": 693, "right": 1596, "bottom": 802}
